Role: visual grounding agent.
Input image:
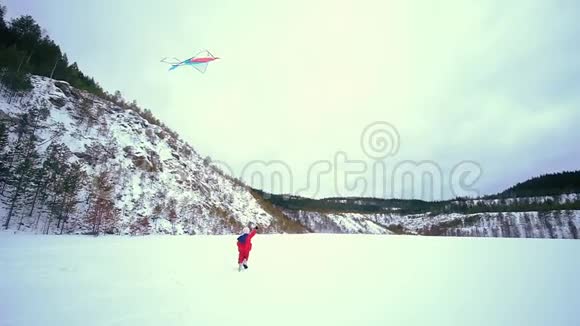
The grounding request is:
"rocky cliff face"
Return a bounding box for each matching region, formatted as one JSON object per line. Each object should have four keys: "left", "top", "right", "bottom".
{"left": 435, "top": 211, "right": 580, "bottom": 238}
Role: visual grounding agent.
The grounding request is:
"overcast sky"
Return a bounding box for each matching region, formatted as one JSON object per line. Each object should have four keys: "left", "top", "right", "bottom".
{"left": 7, "top": 0, "right": 580, "bottom": 200}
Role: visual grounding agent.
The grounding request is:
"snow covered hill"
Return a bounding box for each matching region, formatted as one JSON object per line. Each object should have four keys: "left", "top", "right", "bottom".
{"left": 0, "top": 76, "right": 305, "bottom": 235}
{"left": 1, "top": 76, "right": 579, "bottom": 239}
{"left": 1, "top": 233, "right": 579, "bottom": 326}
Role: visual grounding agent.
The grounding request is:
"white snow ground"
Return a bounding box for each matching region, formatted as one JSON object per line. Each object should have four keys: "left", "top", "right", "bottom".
{"left": 1, "top": 233, "right": 579, "bottom": 326}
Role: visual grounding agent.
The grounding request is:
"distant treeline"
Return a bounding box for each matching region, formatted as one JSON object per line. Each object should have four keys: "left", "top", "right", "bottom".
{"left": 493, "top": 171, "right": 580, "bottom": 198}
{"left": 253, "top": 190, "right": 434, "bottom": 214}
{"left": 253, "top": 170, "right": 580, "bottom": 216}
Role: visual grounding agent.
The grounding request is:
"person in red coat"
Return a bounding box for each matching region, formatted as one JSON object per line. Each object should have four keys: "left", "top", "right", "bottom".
{"left": 237, "top": 225, "right": 258, "bottom": 271}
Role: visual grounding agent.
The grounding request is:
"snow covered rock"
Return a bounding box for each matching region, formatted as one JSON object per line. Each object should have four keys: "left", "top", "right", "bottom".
{"left": 0, "top": 76, "right": 304, "bottom": 235}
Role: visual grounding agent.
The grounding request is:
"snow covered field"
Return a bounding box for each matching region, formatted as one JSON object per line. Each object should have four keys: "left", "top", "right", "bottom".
{"left": 1, "top": 233, "right": 579, "bottom": 326}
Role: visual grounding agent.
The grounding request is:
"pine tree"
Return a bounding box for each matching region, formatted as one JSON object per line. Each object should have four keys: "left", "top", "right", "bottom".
{"left": 41, "top": 147, "right": 73, "bottom": 234}
{"left": 0, "top": 5, "right": 6, "bottom": 33}
{"left": 56, "top": 162, "right": 85, "bottom": 234}
{"left": 1, "top": 104, "right": 50, "bottom": 229}
{"left": 76, "top": 98, "right": 95, "bottom": 132}
{"left": 0, "top": 121, "right": 9, "bottom": 188}
{"left": 0, "top": 105, "right": 48, "bottom": 194}
{"left": 0, "top": 113, "right": 29, "bottom": 194}
{"left": 9, "top": 15, "right": 42, "bottom": 55}
{"left": 31, "top": 143, "right": 68, "bottom": 231}
{"left": 2, "top": 133, "right": 39, "bottom": 229}
{"left": 22, "top": 155, "right": 47, "bottom": 230}
{"left": 167, "top": 197, "right": 178, "bottom": 235}
{"left": 86, "top": 169, "right": 117, "bottom": 236}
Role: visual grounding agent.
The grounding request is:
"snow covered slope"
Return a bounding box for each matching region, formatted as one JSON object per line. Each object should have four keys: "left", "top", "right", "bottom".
{"left": 0, "top": 76, "right": 304, "bottom": 235}
{"left": 282, "top": 209, "right": 394, "bottom": 234}
{"left": 1, "top": 233, "right": 579, "bottom": 326}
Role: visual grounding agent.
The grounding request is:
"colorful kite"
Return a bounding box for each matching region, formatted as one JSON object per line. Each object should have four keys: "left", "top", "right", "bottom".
{"left": 161, "top": 50, "right": 219, "bottom": 73}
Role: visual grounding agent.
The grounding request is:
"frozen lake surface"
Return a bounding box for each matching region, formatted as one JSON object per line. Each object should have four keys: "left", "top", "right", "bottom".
{"left": 1, "top": 233, "right": 579, "bottom": 326}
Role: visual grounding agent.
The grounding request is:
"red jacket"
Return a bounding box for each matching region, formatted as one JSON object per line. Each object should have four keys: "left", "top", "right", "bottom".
{"left": 237, "top": 229, "right": 257, "bottom": 252}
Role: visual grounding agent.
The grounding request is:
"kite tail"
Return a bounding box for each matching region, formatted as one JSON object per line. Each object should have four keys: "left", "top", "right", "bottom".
{"left": 168, "top": 64, "right": 179, "bottom": 71}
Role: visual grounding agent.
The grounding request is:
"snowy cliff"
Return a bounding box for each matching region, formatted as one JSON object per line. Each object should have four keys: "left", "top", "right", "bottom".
{"left": 281, "top": 208, "right": 580, "bottom": 238}
{"left": 0, "top": 76, "right": 304, "bottom": 235}
{"left": 276, "top": 193, "right": 580, "bottom": 239}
